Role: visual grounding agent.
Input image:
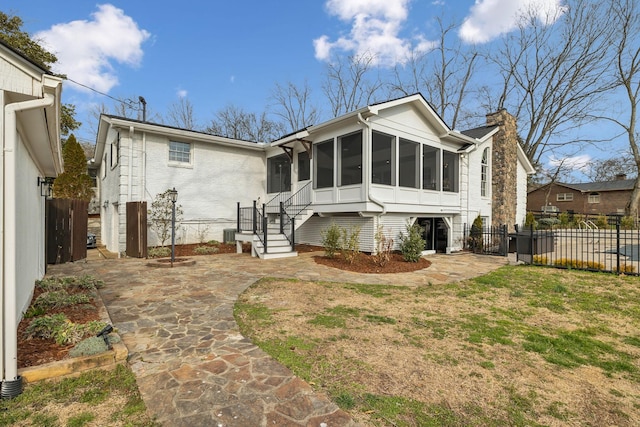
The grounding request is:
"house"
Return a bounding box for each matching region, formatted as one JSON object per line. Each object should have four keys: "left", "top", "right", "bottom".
{"left": 96, "top": 94, "right": 534, "bottom": 258}
{"left": 0, "top": 40, "right": 63, "bottom": 395}
{"left": 527, "top": 175, "right": 637, "bottom": 216}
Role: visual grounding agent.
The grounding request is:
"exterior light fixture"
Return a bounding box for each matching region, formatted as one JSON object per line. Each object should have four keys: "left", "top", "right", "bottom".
{"left": 168, "top": 187, "right": 178, "bottom": 266}
{"left": 37, "top": 177, "right": 54, "bottom": 198}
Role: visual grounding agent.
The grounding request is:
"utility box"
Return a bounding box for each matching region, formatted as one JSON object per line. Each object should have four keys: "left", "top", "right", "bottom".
{"left": 223, "top": 228, "right": 236, "bottom": 244}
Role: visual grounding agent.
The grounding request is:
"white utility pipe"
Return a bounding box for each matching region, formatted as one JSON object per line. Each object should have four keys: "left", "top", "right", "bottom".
{"left": 3, "top": 93, "right": 55, "bottom": 382}
{"left": 357, "top": 112, "right": 386, "bottom": 214}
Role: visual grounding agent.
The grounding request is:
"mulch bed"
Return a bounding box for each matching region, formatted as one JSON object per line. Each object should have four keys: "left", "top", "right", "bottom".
{"left": 314, "top": 252, "right": 431, "bottom": 274}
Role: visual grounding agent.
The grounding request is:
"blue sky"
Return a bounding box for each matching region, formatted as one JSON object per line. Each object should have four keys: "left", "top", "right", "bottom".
{"left": 3, "top": 0, "right": 627, "bottom": 179}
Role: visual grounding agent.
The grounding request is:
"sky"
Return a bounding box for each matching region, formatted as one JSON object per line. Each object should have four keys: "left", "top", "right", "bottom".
{"left": 3, "top": 0, "right": 626, "bottom": 179}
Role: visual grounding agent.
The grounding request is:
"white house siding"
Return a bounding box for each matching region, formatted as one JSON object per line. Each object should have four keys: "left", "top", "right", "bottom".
{"left": 296, "top": 215, "right": 375, "bottom": 252}
{"left": 465, "top": 140, "right": 493, "bottom": 227}
{"left": 99, "top": 127, "right": 124, "bottom": 253}
{"left": 15, "top": 132, "right": 47, "bottom": 318}
{"left": 516, "top": 160, "right": 528, "bottom": 227}
{"left": 378, "top": 214, "right": 413, "bottom": 251}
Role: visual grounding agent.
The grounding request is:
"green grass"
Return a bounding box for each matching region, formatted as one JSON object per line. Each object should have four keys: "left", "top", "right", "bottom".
{"left": 235, "top": 266, "right": 640, "bottom": 426}
{"left": 0, "top": 365, "right": 157, "bottom": 426}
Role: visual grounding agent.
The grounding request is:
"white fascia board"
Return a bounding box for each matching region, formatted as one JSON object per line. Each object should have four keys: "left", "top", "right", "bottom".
{"left": 107, "top": 117, "right": 268, "bottom": 151}
{"left": 517, "top": 143, "right": 536, "bottom": 174}
{"left": 271, "top": 129, "right": 311, "bottom": 147}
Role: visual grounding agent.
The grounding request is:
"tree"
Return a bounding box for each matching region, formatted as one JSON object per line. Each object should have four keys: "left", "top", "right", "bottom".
{"left": 322, "top": 53, "right": 384, "bottom": 117}
{"left": 148, "top": 189, "right": 184, "bottom": 247}
{"left": 270, "top": 80, "right": 319, "bottom": 132}
{"left": 604, "top": 0, "right": 640, "bottom": 217}
{"left": 205, "top": 105, "right": 286, "bottom": 142}
{"left": 584, "top": 155, "right": 637, "bottom": 182}
{"left": 0, "top": 11, "right": 80, "bottom": 139}
{"left": 52, "top": 134, "right": 94, "bottom": 201}
{"left": 391, "top": 16, "right": 479, "bottom": 129}
{"left": 166, "top": 97, "right": 198, "bottom": 130}
{"left": 491, "top": 0, "right": 617, "bottom": 165}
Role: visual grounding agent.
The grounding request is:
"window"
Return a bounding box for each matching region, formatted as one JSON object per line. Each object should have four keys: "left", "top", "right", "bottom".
{"left": 169, "top": 141, "right": 191, "bottom": 163}
{"left": 399, "top": 138, "right": 419, "bottom": 188}
{"left": 422, "top": 145, "right": 440, "bottom": 190}
{"left": 481, "top": 148, "right": 489, "bottom": 197}
{"left": 110, "top": 133, "right": 119, "bottom": 168}
{"left": 556, "top": 193, "right": 573, "bottom": 202}
{"left": 588, "top": 192, "right": 600, "bottom": 204}
{"left": 298, "top": 151, "right": 310, "bottom": 181}
{"left": 267, "top": 154, "right": 291, "bottom": 193}
{"left": 372, "top": 131, "right": 395, "bottom": 185}
{"left": 339, "top": 131, "right": 362, "bottom": 186}
{"left": 314, "top": 139, "right": 334, "bottom": 188}
{"left": 442, "top": 151, "right": 459, "bottom": 192}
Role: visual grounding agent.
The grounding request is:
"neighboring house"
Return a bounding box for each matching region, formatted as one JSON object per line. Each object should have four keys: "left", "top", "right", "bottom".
{"left": 96, "top": 94, "right": 534, "bottom": 257}
{"left": 0, "top": 41, "right": 63, "bottom": 394}
{"left": 528, "top": 175, "right": 636, "bottom": 216}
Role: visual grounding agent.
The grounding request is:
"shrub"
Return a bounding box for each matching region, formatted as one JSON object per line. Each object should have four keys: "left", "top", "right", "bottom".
{"left": 619, "top": 264, "right": 636, "bottom": 273}
{"left": 374, "top": 226, "right": 394, "bottom": 267}
{"left": 69, "top": 335, "right": 121, "bottom": 357}
{"left": 595, "top": 215, "right": 609, "bottom": 228}
{"left": 26, "top": 314, "right": 107, "bottom": 345}
{"left": 33, "top": 291, "right": 91, "bottom": 310}
{"left": 468, "top": 215, "right": 483, "bottom": 252}
{"left": 532, "top": 255, "right": 549, "bottom": 264}
{"left": 399, "top": 222, "right": 425, "bottom": 263}
{"left": 524, "top": 212, "right": 537, "bottom": 229}
{"left": 552, "top": 258, "right": 606, "bottom": 271}
{"left": 558, "top": 212, "right": 570, "bottom": 227}
{"left": 341, "top": 226, "right": 361, "bottom": 264}
{"left": 194, "top": 245, "right": 219, "bottom": 255}
{"left": 321, "top": 223, "right": 342, "bottom": 258}
{"left": 538, "top": 217, "right": 560, "bottom": 229}
{"left": 207, "top": 240, "right": 221, "bottom": 246}
{"left": 148, "top": 246, "right": 171, "bottom": 258}
{"left": 620, "top": 216, "right": 635, "bottom": 230}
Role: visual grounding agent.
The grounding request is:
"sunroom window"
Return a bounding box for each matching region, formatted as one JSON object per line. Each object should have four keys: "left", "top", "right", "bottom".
{"left": 314, "top": 140, "right": 334, "bottom": 189}
{"left": 443, "top": 151, "right": 459, "bottom": 192}
{"left": 399, "top": 138, "right": 419, "bottom": 188}
{"left": 372, "top": 131, "right": 395, "bottom": 186}
{"left": 339, "top": 131, "right": 362, "bottom": 186}
{"left": 422, "top": 145, "right": 440, "bottom": 190}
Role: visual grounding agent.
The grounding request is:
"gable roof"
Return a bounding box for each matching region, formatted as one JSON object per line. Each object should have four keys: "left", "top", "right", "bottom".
{"left": 531, "top": 179, "right": 636, "bottom": 194}
{"left": 461, "top": 125, "right": 499, "bottom": 140}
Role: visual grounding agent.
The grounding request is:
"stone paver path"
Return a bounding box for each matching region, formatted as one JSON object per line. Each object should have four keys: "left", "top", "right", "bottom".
{"left": 49, "top": 251, "right": 508, "bottom": 426}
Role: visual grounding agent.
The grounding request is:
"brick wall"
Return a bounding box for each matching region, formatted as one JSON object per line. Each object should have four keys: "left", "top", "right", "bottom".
{"left": 528, "top": 183, "right": 633, "bottom": 215}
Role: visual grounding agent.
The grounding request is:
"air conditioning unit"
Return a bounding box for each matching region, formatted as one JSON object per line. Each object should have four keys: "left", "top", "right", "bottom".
{"left": 223, "top": 228, "right": 236, "bottom": 243}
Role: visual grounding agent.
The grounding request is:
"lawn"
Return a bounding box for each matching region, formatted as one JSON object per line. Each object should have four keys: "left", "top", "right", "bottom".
{"left": 0, "top": 365, "right": 158, "bottom": 427}
{"left": 235, "top": 266, "right": 640, "bottom": 426}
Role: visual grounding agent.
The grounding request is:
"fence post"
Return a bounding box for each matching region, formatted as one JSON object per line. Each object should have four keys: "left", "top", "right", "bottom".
{"left": 616, "top": 216, "right": 621, "bottom": 273}
{"left": 291, "top": 217, "right": 296, "bottom": 252}
{"left": 279, "top": 201, "right": 284, "bottom": 234}
{"left": 530, "top": 223, "right": 535, "bottom": 264}
{"left": 263, "top": 212, "right": 268, "bottom": 253}
{"left": 502, "top": 225, "right": 508, "bottom": 257}
{"left": 252, "top": 200, "right": 257, "bottom": 234}
{"left": 237, "top": 202, "right": 240, "bottom": 233}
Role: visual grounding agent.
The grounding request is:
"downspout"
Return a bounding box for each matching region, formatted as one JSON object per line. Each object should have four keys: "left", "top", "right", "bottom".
{"left": 358, "top": 112, "right": 386, "bottom": 214}
{"left": 2, "top": 93, "right": 55, "bottom": 397}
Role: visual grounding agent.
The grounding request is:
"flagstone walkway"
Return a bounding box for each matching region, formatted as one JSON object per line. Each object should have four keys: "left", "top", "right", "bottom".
{"left": 49, "top": 251, "right": 508, "bottom": 426}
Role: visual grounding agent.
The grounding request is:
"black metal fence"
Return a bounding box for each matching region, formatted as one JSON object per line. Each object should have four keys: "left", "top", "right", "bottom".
{"left": 463, "top": 224, "right": 509, "bottom": 256}
{"left": 516, "top": 221, "right": 640, "bottom": 275}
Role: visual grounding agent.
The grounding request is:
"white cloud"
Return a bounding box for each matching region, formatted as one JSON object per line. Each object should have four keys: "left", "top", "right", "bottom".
{"left": 176, "top": 89, "right": 188, "bottom": 98}
{"left": 35, "top": 4, "right": 150, "bottom": 93}
{"left": 459, "top": 0, "right": 566, "bottom": 44}
{"left": 548, "top": 154, "right": 591, "bottom": 173}
{"left": 314, "top": 0, "right": 436, "bottom": 67}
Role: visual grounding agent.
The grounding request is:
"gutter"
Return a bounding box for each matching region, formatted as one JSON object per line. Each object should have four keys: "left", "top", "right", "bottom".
{"left": 2, "top": 93, "right": 55, "bottom": 398}
{"left": 357, "top": 112, "right": 386, "bottom": 215}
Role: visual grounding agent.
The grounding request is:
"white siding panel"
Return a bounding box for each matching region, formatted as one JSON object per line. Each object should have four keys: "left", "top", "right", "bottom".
{"left": 296, "top": 216, "right": 375, "bottom": 252}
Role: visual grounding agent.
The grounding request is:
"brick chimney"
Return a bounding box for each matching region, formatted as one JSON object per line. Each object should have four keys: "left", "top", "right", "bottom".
{"left": 487, "top": 109, "right": 518, "bottom": 227}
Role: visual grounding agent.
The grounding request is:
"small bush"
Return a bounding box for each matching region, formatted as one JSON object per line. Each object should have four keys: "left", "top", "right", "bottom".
{"left": 194, "top": 245, "right": 219, "bottom": 255}
{"left": 341, "top": 226, "right": 361, "bottom": 264}
{"left": 620, "top": 216, "right": 635, "bottom": 230}
{"left": 558, "top": 212, "right": 570, "bottom": 227}
{"left": 207, "top": 240, "right": 221, "bottom": 246}
{"left": 538, "top": 217, "right": 560, "bottom": 229}
{"left": 69, "top": 335, "right": 121, "bottom": 357}
{"left": 399, "top": 222, "right": 426, "bottom": 263}
{"left": 595, "top": 215, "right": 609, "bottom": 228}
{"left": 148, "top": 246, "right": 171, "bottom": 258}
{"left": 33, "top": 291, "right": 91, "bottom": 310}
{"left": 525, "top": 212, "right": 537, "bottom": 229}
{"left": 552, "top": 258, "right": 606, "bottom": 271}
{"left": 374, "top": 226, "right": 394, "bottom": 267}
{"left": 533, "top": 255, "right": 549, "bottom": 264}
{"left": 619, "top": 264, "right": 636, "bottom": 273}
{"left": 468, "top": 215, "right": 483, "bottom": 252}
{"left": 26, "top": 315, "right": 107, "bottom": 345}
{"left": 321, "top": 223, "right": 342, "bottom": 258}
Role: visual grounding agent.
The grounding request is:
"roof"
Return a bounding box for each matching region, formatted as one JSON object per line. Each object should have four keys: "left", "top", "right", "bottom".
{"left": 0, "top": 38, "right": 51, "bottom": 74}
{"left": 461, "top": 125, "right": 499, "bottom": 140}
{"left": 531, "top": 179, "right": 636, "bottom": 193}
